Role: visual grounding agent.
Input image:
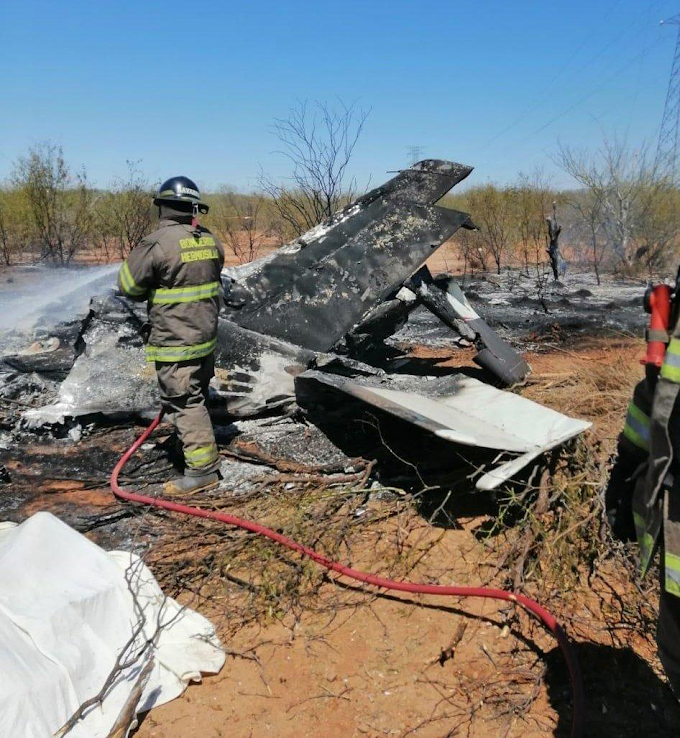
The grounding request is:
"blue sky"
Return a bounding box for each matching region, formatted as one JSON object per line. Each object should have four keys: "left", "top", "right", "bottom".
{"left": 1, "top": 0, "right": 678, "bottom": 191}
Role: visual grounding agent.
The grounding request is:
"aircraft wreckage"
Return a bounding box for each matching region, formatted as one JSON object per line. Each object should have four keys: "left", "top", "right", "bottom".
{"left": 4, "top": 160, "right": 590, "bottom": 491}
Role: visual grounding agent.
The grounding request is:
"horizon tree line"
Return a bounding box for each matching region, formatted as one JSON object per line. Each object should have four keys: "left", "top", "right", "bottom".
{"left": 0, "top": 103, "right": 679, "bottom": 281}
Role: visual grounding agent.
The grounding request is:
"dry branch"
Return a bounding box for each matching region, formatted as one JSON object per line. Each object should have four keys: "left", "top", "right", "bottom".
{"left": 105, "top": 656, "right": 154, "bottom": 738}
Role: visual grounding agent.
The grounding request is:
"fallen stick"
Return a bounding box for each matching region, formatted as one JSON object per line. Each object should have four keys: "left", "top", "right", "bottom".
{"left": 106, "top": 656, "right": 155, "bottom": 738}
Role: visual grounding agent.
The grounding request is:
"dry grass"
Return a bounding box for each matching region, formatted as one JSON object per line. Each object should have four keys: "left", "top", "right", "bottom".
{"left": 494, "top": 337, "right": 658, "bottom": 639}
{"left": 139, "top": 337, "right": 649, "bottom": 642}
{"left": 143, "top": 472, "right": 444, "bottom": 639}
{"left": 485, "top": 439, "right": 608, "bottom": 590}
{"left": 522, "top": 336, "right": 643, "bottom": 443}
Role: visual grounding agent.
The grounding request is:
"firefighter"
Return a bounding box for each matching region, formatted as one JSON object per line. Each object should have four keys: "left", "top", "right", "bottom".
{"left": 117, "top": 176, "right": 225, "bottom": 495}
{"left": 605, "top": 282, "right": 680, "bottom": 699}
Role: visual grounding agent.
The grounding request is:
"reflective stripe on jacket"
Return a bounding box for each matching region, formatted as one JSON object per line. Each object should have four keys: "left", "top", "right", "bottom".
{"left": 117, "top": 219, "right": 225, "bottom": 362}
{"left": 623, "top": 395, "right": 651, "bottom": 453}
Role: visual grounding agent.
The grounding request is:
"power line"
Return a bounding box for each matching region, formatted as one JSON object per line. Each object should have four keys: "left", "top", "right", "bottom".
{"left": 482, "top": 0, "right": 666, "bottom": 151}
{"left": 473, "top": 31, "right": 666, "bottom": 176}
{"left": 655, "top": 13, "right": 680, "bottom": 179}
{"left": 482, "top": 0, "right": 626, "bottom": 148}
{"left": 517, "top": 35, "right": 665, "bottom": 145}
{"left": 625, "top": 1, "right": 657, "bottom": 139}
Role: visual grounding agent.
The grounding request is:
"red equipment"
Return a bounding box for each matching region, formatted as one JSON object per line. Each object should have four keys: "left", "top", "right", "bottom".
{"left": 642, "top": 283, "right": 672, "bottom": 368}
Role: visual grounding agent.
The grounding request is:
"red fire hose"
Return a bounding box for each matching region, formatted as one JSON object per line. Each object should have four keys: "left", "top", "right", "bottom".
{"left": 110, "top": 411, "right": 585, "bottom": 737}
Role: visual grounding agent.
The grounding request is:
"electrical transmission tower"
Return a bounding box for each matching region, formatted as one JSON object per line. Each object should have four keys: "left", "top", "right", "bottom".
{"left": 656, "top": 14, "right": 680, "bottom": 179}
{"left": 406, "top": 145, "right": 424, "bottom": 165}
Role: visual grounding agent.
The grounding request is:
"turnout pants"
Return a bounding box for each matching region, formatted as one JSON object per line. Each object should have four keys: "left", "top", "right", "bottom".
{"left": 658, "top": 563, "right": 680, "bottom": 699}
{"left": 155, "top": 354, "right": 220, "bottom": 477}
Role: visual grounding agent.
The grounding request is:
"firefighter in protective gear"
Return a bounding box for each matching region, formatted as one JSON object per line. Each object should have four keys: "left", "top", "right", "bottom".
{"left": 117, "top": 176, "right": 225, "bottom": 495}
{"left": 605, "top": 282, "right": 680, "bottom": 699}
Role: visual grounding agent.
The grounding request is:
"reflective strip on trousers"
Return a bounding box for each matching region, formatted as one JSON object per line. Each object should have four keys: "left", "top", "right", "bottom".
{"left": 150, "top": 281, "right": 220, "bottom": 305}
{"left": 119, "top": 261, "right": 146, "bottom": 297}
{"left": 185, "top": 443, "right": 218, "bottom": 469}
{"left": 145, "top": 337, "right": 217, "bottom": 363}
{"left": 623, "top": 400, "right": 651, "bottom": 452}
{"left": 661, "top": 338, "right": 680, "bottom": 383}
{"left": 634, "top": 510, "right": 656, "bottom": 573}
{"left": 666, "top": 551, "right": 680, "bottom": 597}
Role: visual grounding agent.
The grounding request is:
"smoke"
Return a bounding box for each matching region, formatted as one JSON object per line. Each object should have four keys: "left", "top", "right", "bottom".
{"left": 0, "top": 264, "right": 119, "bottom": 334}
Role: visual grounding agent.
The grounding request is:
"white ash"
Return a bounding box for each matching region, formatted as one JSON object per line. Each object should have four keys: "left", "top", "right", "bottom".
{"left": 234, "top": 417, "right": 352, "bottom": 469}
{"left": 217, "top": 458, "right": 275, "bottom": 496}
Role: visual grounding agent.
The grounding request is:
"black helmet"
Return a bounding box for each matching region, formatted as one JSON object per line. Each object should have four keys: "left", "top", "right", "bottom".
{"left": 153, "top": 176, "right": 209, "bottom": 213}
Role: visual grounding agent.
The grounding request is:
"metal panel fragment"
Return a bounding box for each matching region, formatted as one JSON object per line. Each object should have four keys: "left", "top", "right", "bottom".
{"left": 12, "top": 158, "right": 591, "bottom": 499}
{"left": 296, "top": 370, "right": 591, "bottom": 490}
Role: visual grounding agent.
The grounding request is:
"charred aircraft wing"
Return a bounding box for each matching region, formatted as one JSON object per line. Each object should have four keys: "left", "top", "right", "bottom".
{"left": 223, "top": 160, "right": 474, "bottom": 352}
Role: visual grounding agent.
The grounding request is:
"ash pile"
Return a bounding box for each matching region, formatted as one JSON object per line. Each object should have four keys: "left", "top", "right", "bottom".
{"left": 0, "top": 160, "right": 591, "bottom": 539}
{"left": 391, "top": 269, "right": 647, "bottom": 353}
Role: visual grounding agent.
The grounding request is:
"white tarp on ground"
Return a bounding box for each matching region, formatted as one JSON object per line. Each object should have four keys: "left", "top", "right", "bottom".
{"left": 0, "top": 512, "right": 225, "bottom": 738}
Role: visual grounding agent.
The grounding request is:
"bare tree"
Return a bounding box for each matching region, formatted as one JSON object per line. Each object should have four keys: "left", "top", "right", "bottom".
{"left": 556, "top": 138, "right": 667, "bottom": 269}
{"left": 12, "top": 143, "right": 95, "bottom": 265}
{"left": 260, "top": 100, "right": 369, "bottom": 237}
{"left": 568, "top": 190, "right": 607, "bottom": 284}
{"left": 0, "top": 195, "right": 11, "bottom": 265}
{"left": 633, "top": 179, "right": 680, "bottom": 275}
{"left": 465, "top": 184, "right": 515, "bottom": 274}
{"left": 456, "top": 227, "right": 488, "bottom": 278}
{"left": 96, "top": 161, "right": 154, "bottom": 260}
{"left": 0, "top": 187, "right": 31, "bottom": 265}
{"left": 212, "top": 191, "right": 273, "bottom": 264}
{"left": 513, "top": 172, "right": 553, "bottom": 277}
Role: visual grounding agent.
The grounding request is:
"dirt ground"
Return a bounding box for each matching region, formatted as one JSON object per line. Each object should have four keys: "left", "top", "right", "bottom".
{"left": 119, "top": 338, "right": 678, "bottom": 738}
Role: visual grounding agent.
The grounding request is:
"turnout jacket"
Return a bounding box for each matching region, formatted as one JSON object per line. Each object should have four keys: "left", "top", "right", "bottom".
{"left": 607, "top": 318, "right": 680, "bottom": 598}
{"left": 117, "top": 219, "right": 225, "bottom": 362}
